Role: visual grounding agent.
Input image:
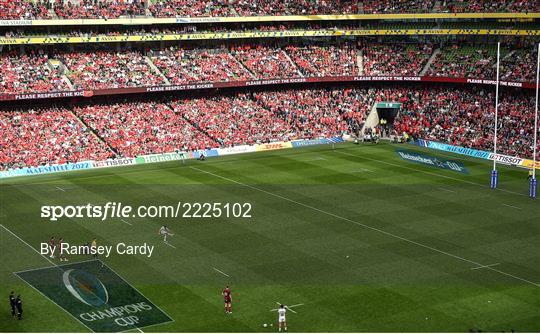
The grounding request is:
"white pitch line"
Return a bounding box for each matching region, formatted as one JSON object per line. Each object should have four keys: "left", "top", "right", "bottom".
{"left": 163, "top": 241, "right": 176, "bottom": 249}
{"left": 190, "top": 166, "right": 540, "bottom": 288}
{"left": 351, "top": 168, "right": 373, "bottom": 173}
{"left": 502, "top": 203, "right": 522, "bottom": 210}
{"left": 213, "top": 267, "right": 230, "bottom": 277}
{"left": 120, "top": 219, "right": 133, "bottom": 226}
{"left": 1, "top": 224, "right": 57, "bottom": 267}
{"left": 55, "top": 186, "right": 65, "bottom": 192}
{"left": 439, "top": 187, "right": 456, "bottom": 193}
{"left": 471, "top": 263, "right": 500, "bottom": 270}
{"left": 275, "top": 301, "right": 297, "bottom": 313}
{"left": 288, "top": 303, "right": 304, "bottom": 308}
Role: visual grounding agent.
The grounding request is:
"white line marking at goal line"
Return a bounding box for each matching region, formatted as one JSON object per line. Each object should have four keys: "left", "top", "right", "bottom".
{"left": 190, "top": 166, "right": 540, "bottom": 288}
{"left": 55, "top": 186, "right": 65, "bottom": 192}
{"left": 213, "top": 267, "right": 230, "bottom": 277}
{"left": 438, "top": 187, "right": 456, "bottom": 193}
{"left": 471, "top": 263, "right": 500, "bottom": 270}
{"left": 502, "top": 204, "right": 522, "bottom": 210}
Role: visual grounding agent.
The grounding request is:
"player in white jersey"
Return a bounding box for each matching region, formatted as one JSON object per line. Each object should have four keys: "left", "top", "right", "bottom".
{"left": 278, "top": 305, "right": 287, "bottom": 332}
{"left": 158, "top": 225, "right": 174, "bottom": 242}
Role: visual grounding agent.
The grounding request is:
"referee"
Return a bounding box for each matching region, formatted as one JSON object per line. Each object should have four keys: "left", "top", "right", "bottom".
{"left": 9, "top": 291, "right": 15, "bottom": 318}
{"left": 15, "top": 295, "right": 22, "bottom": 320}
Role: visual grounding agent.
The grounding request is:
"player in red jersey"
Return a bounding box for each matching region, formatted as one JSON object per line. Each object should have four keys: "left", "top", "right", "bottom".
{"left": 58, "top": 237, "right": 68, "bottom": 262}
{"left": 49, "top": 236, "right": 55, "bottom": 258}
{"left": 222, "top": 286, "right": 232, "bottom": 314}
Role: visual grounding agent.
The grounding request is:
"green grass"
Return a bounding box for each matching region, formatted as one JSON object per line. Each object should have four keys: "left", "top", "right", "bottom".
{"left": 1, "top": 142, "right": 539, "bottom": 332}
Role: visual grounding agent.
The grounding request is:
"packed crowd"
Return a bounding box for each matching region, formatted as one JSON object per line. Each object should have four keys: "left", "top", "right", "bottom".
{"left": 171, "top": 94, "right": 291, "bottom": 147}
{"left": 362, "top": 0, "right": 435, "bottom": 13}
{"left": 255, "top": 88, "right": 369, "bottom": 139}
{"left": 148, "top": 0, "right": 235, "bottom": 18}
{"left": 446, "top": 0, "right": 539, "bottom": 13}
{"left": 230, "top": 0, "right": 357, "bottom": 16}
{"left": 0, "top": 51, "right": 69, "bottom": 94}
{"left": 363, "top": 43, "right": 433, "bottom": 75}
{"left": 0, "top": 107, "right": 113, "bottom": 170}
{"left": 1, "top": 85, "right": 537, "bottom": 170}
{"left": 231, "top": 45, "right": 301, "bottom": 79}
{"left": 0, "top": 0, "right": 50, "bottom": 19}
{"left": 53, "top": 0, "right": 146, "bottom": 19}
{"left": 73, "top": 102, "right": 216, "bottom": 157}
{"left": 285, "top": 45, "right": 359, "bottom": 77}
{"left": 149, "top": 47, "right": 252, "bottom": 84}
{"left": 1, "top": 43, "right": 537, "bottom": 95}
{"left": 392, "top": 87, "right": 539, "bottom": 160}
{"left": 428, "top": 44, "right": 538, "bottom": 82}
{"left": 2, "top": 0, "right": 536, "bottom": 20}
{"left": 427, "top": 45, "right": 497, "bottom": 79}
{"left": 59, "top": 50, "right": 166, "bottom": 90}
{"left": 501, "top": 50, "right": 537, "bottom": 82}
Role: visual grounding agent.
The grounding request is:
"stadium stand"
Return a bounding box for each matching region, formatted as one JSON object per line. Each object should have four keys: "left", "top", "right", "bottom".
{"left": 285, "top": 44, "right": 359, "bottom": 77}
{"left": 149, "top": 47, "right": 253, "bottom": 84}
{"left": 362, "top": 43, "right": 433, "bottom": 75}
{"left": 0, "top": 107, "right": 113, "bottom": 170}
{"left": 73, "top": 101, "right": 216, "bottom": 157}
{"left": 0, "top": 85, "right": 537, "bottom": 170}
{"left": 59, "top": 50, "right": 166, "bottom": 90}
{"left": 393, "top": 87, "right": 539, "bottom": 160}
{"left": 0, "top": 51, "right": 69, "bottom": 94}
{"left": 171, "top": 94, "right": 292, "bottom": 147}
{"left": 0, "top": 43, "right": 537, "bottom": 95}
{"left": 426, "top": 45, "right": 497, "bottom": 79}
{"left": 1, "top": 0, "right": 538, "bottom": 19}
{"left": 231, "top": 45, "right": 301, "bottom": 79}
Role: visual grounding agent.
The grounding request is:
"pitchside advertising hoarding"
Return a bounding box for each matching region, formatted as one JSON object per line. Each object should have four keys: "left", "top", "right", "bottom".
{"left": 15, "top": 260, "right": 172, "bottom": 332}
{"left": 415, "top": 139, "right": 539, "bottom": 169}
{"left": 1, "top": 137, "right": 535, "bottom": 179}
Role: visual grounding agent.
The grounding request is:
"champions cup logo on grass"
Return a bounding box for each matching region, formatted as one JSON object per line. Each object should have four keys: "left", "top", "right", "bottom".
{"left": 15, "top": 259, "right": 173, "bottom": 332}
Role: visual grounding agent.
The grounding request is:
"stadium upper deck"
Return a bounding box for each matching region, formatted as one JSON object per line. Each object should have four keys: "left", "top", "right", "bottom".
{"left": 1, "top": 41, "right": 538, "bottom": 99}
{"left": 0, "top": 0, "right": 538, "bottom": 21}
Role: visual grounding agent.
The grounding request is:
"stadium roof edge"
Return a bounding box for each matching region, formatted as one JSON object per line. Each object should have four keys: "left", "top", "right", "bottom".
{"left": 1, "top": 12, "right": 539, "bottom": 27}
